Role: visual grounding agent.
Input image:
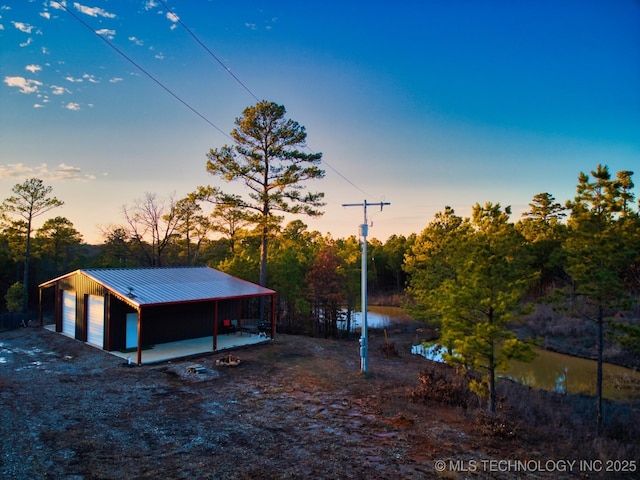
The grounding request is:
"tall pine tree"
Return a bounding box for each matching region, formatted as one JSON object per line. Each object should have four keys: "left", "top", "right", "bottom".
{"left": 406, "top": 204, "right": 537, "bottom": 412}
{"left": 564, "top": 164, "right": 638, "bottom": 433}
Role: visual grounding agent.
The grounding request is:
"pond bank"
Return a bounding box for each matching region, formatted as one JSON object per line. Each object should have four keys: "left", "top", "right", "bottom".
{"left": 354, "top": 306, "right": 640, "bottom": 402}
{"left": 410, "top": 343, "right": 640, "bottom": 402}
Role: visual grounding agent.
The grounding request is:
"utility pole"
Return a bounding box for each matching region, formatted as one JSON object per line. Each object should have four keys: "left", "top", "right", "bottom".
{"left": 341, "top": 200, "right": 390, "bottom": 373}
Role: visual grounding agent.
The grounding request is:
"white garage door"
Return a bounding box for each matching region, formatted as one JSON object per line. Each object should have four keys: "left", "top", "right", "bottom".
{"left": 62, "top": 291, "right": 76, "bottom": 338}
{"left": 87, "top": 295, "right": 105, "bottom": 348}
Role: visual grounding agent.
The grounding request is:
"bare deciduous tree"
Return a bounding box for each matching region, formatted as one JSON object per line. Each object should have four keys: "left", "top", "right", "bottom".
{"left": 123, "top": 192, "right": 181, "bottom": 266}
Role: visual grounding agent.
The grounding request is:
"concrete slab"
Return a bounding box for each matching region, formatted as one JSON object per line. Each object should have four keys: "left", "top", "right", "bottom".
{"left": 111, "top": 333, "right": 270, "bottom": 365}
{"left": 44, "top": 324, "right": 271, "bottom": 365}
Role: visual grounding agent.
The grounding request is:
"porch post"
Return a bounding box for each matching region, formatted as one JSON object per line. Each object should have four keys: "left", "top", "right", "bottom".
{"left": 271, "top": 293, "right": 276, "bottom": 339}
{"left": 213, "top": 300, "right": 219, "bottom": 351}
{"left": 137, "top": 308, "right": 142, "bottom": 366}
{"left": 38, "top": 287, "right": 43, "bottom": 326}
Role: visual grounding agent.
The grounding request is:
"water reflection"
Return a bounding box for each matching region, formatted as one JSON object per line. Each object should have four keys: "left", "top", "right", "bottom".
{"left": 412, "top": 343, "right": 640, "bottom": 402}
{"left": 411, "top": 343, "right": 445, "bottom": 363}
{"left": 501, "top": 348, "right": 640, "bottom": 402}
{"left": 556, "top": 367, "right": 569, "bottom": 394}
{"left": 338, "top": 306, "right": 410, "bottom": 331}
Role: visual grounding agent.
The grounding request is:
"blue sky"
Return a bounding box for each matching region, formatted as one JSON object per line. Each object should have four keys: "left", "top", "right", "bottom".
{"left": 1, "top": 1, "right": 639, "bottom": 244}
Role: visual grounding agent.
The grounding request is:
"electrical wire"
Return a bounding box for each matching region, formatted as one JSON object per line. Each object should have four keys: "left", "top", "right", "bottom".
{"left": 156, "top": 0, "right": 260, "bottom": 103}
{"left": 322, "top": 158, "right": 372, "bottom": 197}
{"left": 57, "top": 1, "right": 376, "bottom": 199}
{"left": 155, "top": 1, "right": 374, "bottom": 198}
{"left": 52, "top": 1, "right": 233, "bottom": 142}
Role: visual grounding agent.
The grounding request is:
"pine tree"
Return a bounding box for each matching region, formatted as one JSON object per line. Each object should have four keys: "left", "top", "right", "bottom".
{"left": 0, "top": 178, "right": 63, "bottom": 310}
{"left": 204, "top": 101, "right": 325, "bottom": 289}
{"left": 564, "top": 164, "right": 638, "bottom": 433}
{"left": 406, "top": 204, "right": 537, "bottom": 412}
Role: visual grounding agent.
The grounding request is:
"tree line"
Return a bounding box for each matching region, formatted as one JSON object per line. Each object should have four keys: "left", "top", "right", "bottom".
{"left": 2, "top": 102, "right": 639, "bottom": 432}
{"left": 404, "top": 165, "right": 640, "bottom": 429}
{"left": 0, "top": 102, "right": 405, "bottom": 333}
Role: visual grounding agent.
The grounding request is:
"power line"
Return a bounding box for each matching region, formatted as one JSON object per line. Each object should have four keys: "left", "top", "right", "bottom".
{"left": 319, "top": 157, "right": 372, "bottom": 197}
{"left": 58, "top": 1, "right": 378, "bottom": 200}
{"left": 156, "top": 1, "right": 374, "bottom": 198}
{"left": 53, "top": 1, "right": 232, "bottom": 142}
{"left": 156, "top": 0, "right": 260, "bottom": 103}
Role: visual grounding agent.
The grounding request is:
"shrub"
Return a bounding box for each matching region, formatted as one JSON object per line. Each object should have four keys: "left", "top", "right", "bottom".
{"left": 5, "top": 282, "right": 24, "bottom": 313}
{"left": 409, "top": 363, "right": 475, "bottom": 409}
{"left": 474, "top": 410, "right": 518, "bottom": 439}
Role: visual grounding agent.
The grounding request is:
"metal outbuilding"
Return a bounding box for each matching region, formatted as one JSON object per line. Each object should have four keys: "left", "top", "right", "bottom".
{"left": 38, "top": 266, "right": 276, "bottom": 365}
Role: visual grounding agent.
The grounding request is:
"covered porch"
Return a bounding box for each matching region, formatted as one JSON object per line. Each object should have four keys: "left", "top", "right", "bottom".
{"left": 46, "top": 324, "right": 271, "bottom": 365}
{"left": 110, "top": 332, "right": 271, "bottom": 365}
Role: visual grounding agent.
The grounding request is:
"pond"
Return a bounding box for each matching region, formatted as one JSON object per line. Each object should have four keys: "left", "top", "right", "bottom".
{"left": 501, "top": 348, "right": 640, "bottom": 402}
{"left": 344, "top": 307, "right": 640, "bottom": 402}
{"left": 339, "top": 306, "right": 412, "bottom": 331}
{"left": 411, "top": 343, "right": 640, "bottom": 402}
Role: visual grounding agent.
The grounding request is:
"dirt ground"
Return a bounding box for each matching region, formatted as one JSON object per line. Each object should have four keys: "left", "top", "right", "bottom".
{"left": 0, "top": 321, "right": 605, "bottom": 480}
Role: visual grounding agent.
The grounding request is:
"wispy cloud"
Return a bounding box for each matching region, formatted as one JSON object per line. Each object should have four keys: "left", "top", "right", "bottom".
{"left": 0, "top": 162, "right": 96, "bottom": 181}
{"left": 25, "top": 64, "right": 42, "bottom": 73}
{"left": 50, "top": 1, "right": 66, "bottom": 11}
{"left": 62, "top": 71, "right": 100, "bottom": 84}
{"left": 12, "top": 21, "right": 36, "bottom": 33}
{"left": 19, "top": 38, "right": 33, "bottom": 47}
{"left": 51, "top": 85, "right": 70, "bottom": 95}
{"left": 144, "top": 0, "right": 158, "bottom": 11}
{"left": 53, "top": 163, "right": 96, "bottom": 180}
{"left": 4, "top": 76, "right": 42, "bottom": 94}
{"left": 154, "top": 52, "right": 164, "bottom": 60}
{"left": 82, "top": 73, "right": 98, "bottom": 83}
{"left": 73, "top": 2, "right": 116, "bottom": 19}
{"left": 244, "top": 18, "right": 277, "bottom": 32}
{"left": 96, "top": 28, "right": 115, "bottom": 39}
{"left": 65, "top": 102, "right": 81, "bottom": 111}
{"left": 40, "top": 11, "right": 51, "bottom": 20}
{"left": 166, "top": 11, "right": 178, "bottom": 30}
{"left": 128, "top": 36, "right": 144, "bottom": 46}
{"left": 109, "top": 77, "right": 123, "bottom": 83}
{"left": 0, "top": 163, "right": 40, "bottom": 178}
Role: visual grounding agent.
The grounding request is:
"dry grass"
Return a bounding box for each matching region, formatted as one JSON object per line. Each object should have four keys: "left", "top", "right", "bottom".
{"left": 408, "top": 359, "right": 640, "bottom": 466}
{"left": 515, "top": 304, "right": 640, "bottom": 369}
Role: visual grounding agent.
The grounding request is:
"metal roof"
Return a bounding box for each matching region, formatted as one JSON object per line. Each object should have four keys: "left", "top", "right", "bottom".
{"left": 42, "top": 266, "right": 275, "bottom": 308}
